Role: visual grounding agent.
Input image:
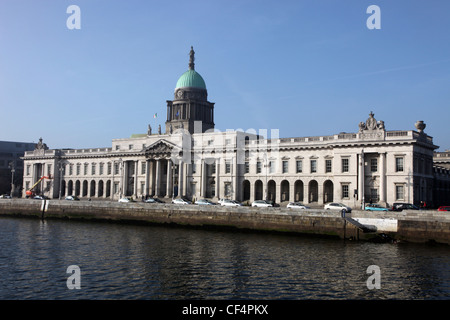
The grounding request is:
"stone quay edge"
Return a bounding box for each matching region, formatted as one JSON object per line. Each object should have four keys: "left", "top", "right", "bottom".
{"left": 0, "top": 199, "right": 449, "bottom": 245}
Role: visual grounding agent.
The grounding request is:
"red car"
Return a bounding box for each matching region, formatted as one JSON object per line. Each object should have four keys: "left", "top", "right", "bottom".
{"left": 437, "top": 206, "right": 450, "bottom": 211}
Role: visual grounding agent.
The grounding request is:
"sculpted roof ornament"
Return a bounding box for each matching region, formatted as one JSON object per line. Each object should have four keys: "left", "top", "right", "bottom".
{"left": 33, "top": 137, "right": 49, "bottom": 156}
{"left": 35, "top": 137, "right": 48, "bottom": 150}
{"left": 358, "top": 111, "right": 385, "bottom": 133}
{"left": 357, "top": 112, "right": 386, "bottom": 140}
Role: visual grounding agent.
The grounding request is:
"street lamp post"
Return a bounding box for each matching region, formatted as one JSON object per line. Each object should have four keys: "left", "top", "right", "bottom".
{"left": 9, "top": 161, "right": 15, "bottom": 198}
{"left": 58, "top": 161, "right": 66, "bottom": 200}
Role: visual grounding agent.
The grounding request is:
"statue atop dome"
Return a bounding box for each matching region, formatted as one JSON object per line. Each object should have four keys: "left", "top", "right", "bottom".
{"left": 189, "top": 46, "right": 195, "bottom": 70}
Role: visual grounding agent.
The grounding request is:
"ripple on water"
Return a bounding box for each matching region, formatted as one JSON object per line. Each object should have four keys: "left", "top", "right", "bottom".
{"left": 0, "top": 217, "right": 449, "bottom": 299}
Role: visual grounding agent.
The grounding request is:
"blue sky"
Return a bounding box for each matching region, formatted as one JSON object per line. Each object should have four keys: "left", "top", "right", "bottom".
{"left": 1, "top": 0, "right": 449, "bottom": 150}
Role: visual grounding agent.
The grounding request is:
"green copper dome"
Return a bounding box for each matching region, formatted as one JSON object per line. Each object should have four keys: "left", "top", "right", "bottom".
{"left": 175, "top": 69, "right": 206, "bottom": 90}
{"left": 175, "top": 46, "right": 207, "bottom": 90}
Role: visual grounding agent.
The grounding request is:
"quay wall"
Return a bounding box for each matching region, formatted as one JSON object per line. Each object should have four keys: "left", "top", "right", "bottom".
{"left": 0, "top": 199, "right": 449, "bottom": 244}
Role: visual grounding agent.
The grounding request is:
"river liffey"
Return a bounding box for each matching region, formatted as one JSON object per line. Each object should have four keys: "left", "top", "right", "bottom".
{"left": 0, "top": 216, "right": 449, "bottom": 301}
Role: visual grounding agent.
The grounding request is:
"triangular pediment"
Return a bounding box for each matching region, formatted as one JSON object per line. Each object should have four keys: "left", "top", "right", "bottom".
{"left": 144, "top": 139, "right": 180, "bottom": 157}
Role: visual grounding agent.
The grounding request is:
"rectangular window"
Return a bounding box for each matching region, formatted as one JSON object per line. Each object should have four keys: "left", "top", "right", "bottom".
{"left": 107, "top": 162, "right": 112, "bottom": 175}
{"left": 141, "top": 182, "right": 145, "bottom": 194}
{"left": 296, "top": 160, "right": 302, "bottom": 173}
{"left": 114, "top": 182, "right": 119, "bottom": 194}
{"left": 342, "top": 158, "right": 349, "bottom": 173}
{"left": 211, "top": 163, "right": 216, "bottom": 174}
{"left": 114, "top": 163, "right": 119, "bottom": 175}
{"left": 269, "top": 161, "right": 275, "bottom": 174}
{"left": 76, "top": 164, "right": 80, "bottom": 175}
{"left": 91, "top": 164, "right": 96, "bottom": 175}
{"left": 396, "top": 157, "right": 404, "bottom": 172}
{"left": 47, "top": 164, "right": 52, "bottom": 175}
{"left": 245, "top": 162, "right": 249, "bottom": 174}
{"left": 342, "top": 184, "right": 349, "bottom": 199}
{"left": 282, "top": 160, "right": 288, "bottom": 173}
{"left": 371, "top": 158, "right": 378, "bottom": 172}
{"left": 141, "top": 162, "right": 146, "bottom": 175}
{"left": 325, "top": 159, "right": 332, "bottom": 173}
{"left": 310, "top": 160, "right": 317, "bottom": 173}
{"left": 115, "top": 145, "right": 120, "bottom": 150}
{"left": 129, "top": 144, "right": 133, "bottom": 150}
{"left": 225, "top": 161, "right": 231, "bottom": 174}
{"left": 395, "top": 185, "right": 404, "bottom": 200}
{"left": 99, "top": 163, "right": 104, "bottom": 175}
{"left": 84, "top": 164, "right": 88, "bottom": 175}
{"left": 69, "top": 165, "right": 74, "bottom": 176}
{"left": 26, "top": 165, "right": 31, "bottom": 176}
{"left": 257, "top": 161, "right": 262, "bottom": 174}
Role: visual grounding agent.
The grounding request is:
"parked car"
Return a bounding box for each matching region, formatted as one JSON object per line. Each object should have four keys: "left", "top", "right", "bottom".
{"left": 365, "top": 204, "right": 389, "bottom": 211}
{"left": 287, "top": 202, "right": 310, "bottom": 209}
{"left": 324, "top": 203, "right": 352, "bottom": 213}
{"left": 0, "top": 194, "right": 12, "bottom": 199}
{"left": 172, "top": 198, "right": 191, "bottom": 205}
{"left": 195, "top": 199, "right": 217, "bottom": 205}
{"left": 221, "top": 199, "right": 243, "bottom": 207}
{"left": 251, "top": 200, "right": 273, "bottom": 207}
{"left": 33, "top": 195, "right": 49, "bottom": 200}
{"left": 437, "top": 206, "right": 450, "bottom": 212}
{"left": 391, "top": 203, "right": 419, "bottom": 211}
{"left": 144, "top": 198, "right": 165, "bottom": 203}
{"left": 118, "top": 197, "right": 133, "bottom": 203}
{"left": 65, "top": 195, "right": 80, "bottom": 201}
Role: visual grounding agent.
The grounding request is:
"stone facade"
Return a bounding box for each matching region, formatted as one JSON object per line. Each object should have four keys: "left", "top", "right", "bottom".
{"left": 21, "top": 49, "right": 441, "bottom": 208}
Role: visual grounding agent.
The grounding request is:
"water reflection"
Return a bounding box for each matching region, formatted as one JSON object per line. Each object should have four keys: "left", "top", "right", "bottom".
{"left": 0, "top": 217, "right": 449, "bottom": 299}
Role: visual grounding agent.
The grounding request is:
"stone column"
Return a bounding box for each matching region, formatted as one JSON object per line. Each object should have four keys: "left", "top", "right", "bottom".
{"left": 289, "top": 181, "right": 295, "bottom": 203}
{"left": 215, "top": 160, "right": 220, "bottom": 200}
{"left": 134, "top": 160, "right": 138, "bottom": 198}
{"left": 87, "top": 179, "right": 92, "bottom": 199}
{"left": 166, "top": 159, "right": 172, "bottom": 197}
{"left": 233, "top": 156, "right": 238, "bottom": 201}
{"left": 122, "top": 161, "right": 128, "bottom": 197}
{"left": 199, "top": 160, "right": 205, "bottom": 198}
{"left": 178, "top": 160, "right": 183, "bottom": 197}
{"left": 304, "top": 180, "right": 309, "bottom": 204}
{"left": 358, "top": 151, "right": 365, "bottom": 209}
{"left": 144, "top": 160, "right": 150, "bottom": 197}
{"left": 155, "top": 159, "right": 161, "bottom": 197}
{"left": 318, "top": 181, "right": 323, "bottom": 205}
{"left": 380, "top": 152, "right": 386, "bottom": 205}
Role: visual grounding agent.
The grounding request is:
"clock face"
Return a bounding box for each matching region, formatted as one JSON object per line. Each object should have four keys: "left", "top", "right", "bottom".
{"left": 177, "top": 90, "right": 183, "bottom": 98}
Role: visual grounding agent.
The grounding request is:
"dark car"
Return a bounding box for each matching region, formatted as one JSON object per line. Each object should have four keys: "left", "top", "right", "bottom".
{"left": 391, "top": 203, "right": 419, "bottom": 211}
